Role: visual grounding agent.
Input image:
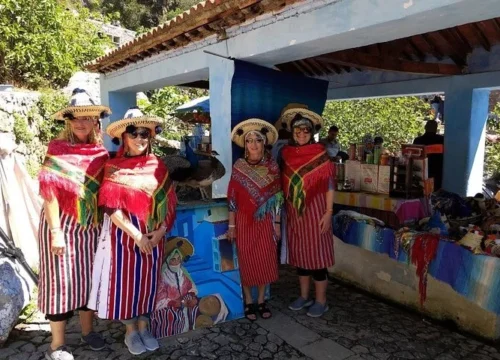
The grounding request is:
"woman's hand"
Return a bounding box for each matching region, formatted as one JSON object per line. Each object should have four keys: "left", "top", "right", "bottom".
{"left": 135, "top": 235, "right": 153, "bottom": 254}
{"left": 319, "top": 212, "right": 332, "bottom": 234}
{"left": 50, "top": 229, "right": 66, "bottom": 256}
{"left": 146, "top": 227, "right": 166, "bottom": 247}
{"left": 274, "top": 223, "right": 281, "bottom": 240}
{"left": 186, "top": 297, "right": 198, "bottom": 308}
{"left": 227, "top": 226, "right": 236, "bottom": 243}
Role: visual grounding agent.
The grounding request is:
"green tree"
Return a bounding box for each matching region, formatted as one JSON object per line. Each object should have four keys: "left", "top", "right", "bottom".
{"left": 0, "top": 0, "right": 107, "bottom": 89}
{"left": 139, "top": 86, "right": 207, "bottom": 141}
{"left": 322, "top": 97, "right": 430, "bottom": 153}
{"left": 485, "top": 103, "right": 500, "bottom": 178}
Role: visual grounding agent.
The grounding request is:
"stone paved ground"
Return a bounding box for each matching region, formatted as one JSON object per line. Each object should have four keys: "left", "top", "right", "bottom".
{"left": 2, "top": 266, "right": 500, "bottom": 360}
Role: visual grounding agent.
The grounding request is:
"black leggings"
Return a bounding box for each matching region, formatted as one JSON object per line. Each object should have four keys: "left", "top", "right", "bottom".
{"left": 297, "top": 267, "right": 328, "bottom": 281}
{"left": 45, "top": 306, "right": 91, "bottom": 322}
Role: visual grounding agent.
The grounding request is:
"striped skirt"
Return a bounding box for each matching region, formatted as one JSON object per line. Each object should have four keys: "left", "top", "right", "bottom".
{"left": 235, "top": 212, "right": 279, "bottom": 287}
{"left": 88, "top": 214, "right": 163, "bottom": 320}
{"left": 285, "top": 194, "right": 335, "bottom": 270}
{"left": 150, "top": 305, "right": 199, "bottom": 338}
{"left": 38, "top": 210, "right": 99, "bottom": 315}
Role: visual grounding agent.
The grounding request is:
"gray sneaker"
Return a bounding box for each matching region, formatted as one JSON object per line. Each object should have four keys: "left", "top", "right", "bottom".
{"left": 124, "top": 331, "right": 147, "bottom": 355}
{"left": 45, "top": 345, "right": 74, "bottom": 360}
{"left": 306, "top": 301, "right": 329, "bottom": 318}
{"left": 81, "top": 331, "right": 106, "bottom": 351}
{"left": 288, "top": 297, "right": 314, "bottom": 311}
{"left": 139, "top": 329, "right": 159, "bottom": 351}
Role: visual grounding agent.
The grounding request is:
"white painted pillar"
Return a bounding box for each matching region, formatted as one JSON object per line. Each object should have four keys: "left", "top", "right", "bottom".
{"left": 100, "top": 88, "right": 136, "bottom": 152}
{"left": 208, "top": 57, "right": 235, "bottom": 199}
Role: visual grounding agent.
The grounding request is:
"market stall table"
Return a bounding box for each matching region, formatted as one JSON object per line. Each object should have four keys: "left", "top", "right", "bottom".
{"left": 330, "top": 214, "right": 500, "bottom": 340}
{"left": 333, "top": 191, "right": 430, "bottom": 228}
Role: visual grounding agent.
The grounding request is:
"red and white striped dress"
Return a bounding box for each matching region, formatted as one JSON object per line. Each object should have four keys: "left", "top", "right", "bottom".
{"left": 38, "top": 210, "right": 99, "bottom": 315}
{"left": 227, "top": 158, "right": 281, "bottom": 287}
{"left": 233, "top": 212, "right": 278, "bottom": 287}
{"left": 285, "top": 193, "right": 334, "bottom": 270}
{"left": 88, "top": 213, "right": 163, "bottom": 320}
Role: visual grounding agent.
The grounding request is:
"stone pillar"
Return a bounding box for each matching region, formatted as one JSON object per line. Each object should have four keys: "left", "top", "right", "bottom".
{"left": 443, "top": 80, "right": 490, "bottom": 196}
{"left": 208, "top": 56, "right": 234, "bottom": 198}
{"left": 100, "top": 88, "right": 136, "bottom": 152}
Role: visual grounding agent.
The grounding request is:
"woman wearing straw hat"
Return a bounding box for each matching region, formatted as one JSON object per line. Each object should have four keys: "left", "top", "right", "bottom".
{"left": 88, "top": 107, "right": 177, "bottom": 355}
{"left": 227, "top": 119, "right": 283, "bottom": 320}
{"left": 37, "top": 88, "right": 110, "bottom": 360}
{"left": 279, "top": 108, "right": 335, "bottom": 318}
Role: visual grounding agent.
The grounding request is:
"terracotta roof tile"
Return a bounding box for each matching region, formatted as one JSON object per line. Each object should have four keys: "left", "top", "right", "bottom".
{"left": 85, "top": 0, "right": 305, "bottom": 73}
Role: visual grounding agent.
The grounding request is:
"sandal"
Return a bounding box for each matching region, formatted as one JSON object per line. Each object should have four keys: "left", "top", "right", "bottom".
{"left": 244, "top": 303, "right": 257, "bottom": 321}
{"left": 257, "top": 302, "right": 272, "bottom": 319}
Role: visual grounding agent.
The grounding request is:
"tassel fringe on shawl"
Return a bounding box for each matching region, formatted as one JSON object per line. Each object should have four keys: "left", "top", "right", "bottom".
{"left": 38, "top": 140, "right": 109, "bottom": 226}
{"left": 98, "top": 154, "right": 177, "bottom": 231}
{"left": 281, "top": 143, "right": 334, "bottom": 215}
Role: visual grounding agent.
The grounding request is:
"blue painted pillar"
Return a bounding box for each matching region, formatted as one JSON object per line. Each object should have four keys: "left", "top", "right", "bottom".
{"left": 208, "top": 56, "right": 234, "bottom": 198}
{"left": 100, "top": 89, "right": 136, "bottom": 151}
{"left": 443, "top": 79, "right": 490, "bottom": 196}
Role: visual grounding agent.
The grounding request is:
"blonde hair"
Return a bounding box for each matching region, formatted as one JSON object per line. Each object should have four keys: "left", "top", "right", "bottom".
{"left": 57, "top": 121, "right": 103, "bottom": 145}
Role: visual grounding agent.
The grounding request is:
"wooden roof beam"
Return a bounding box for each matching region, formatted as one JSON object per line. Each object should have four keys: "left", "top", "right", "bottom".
{"left": 290, "top": 61, "right": 312, "bottom": 76}
{"left": 317, "top": 50, "right": 462, "bottom": 76}
{"left": 419, "top": 34, "right": 444, "bottom": 60}
{"left": 298, "top": 60, "right": 322, "bottom": 76}
{"left": 472, "top": 22, "right": 492, "bottom": 51}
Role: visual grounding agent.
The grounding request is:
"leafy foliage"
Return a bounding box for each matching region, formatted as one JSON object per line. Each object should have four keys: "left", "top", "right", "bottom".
{"left": 13, "top": 113, "right": 33, "bottom": 144}
{"left": 29, "top": 89, "right": 68, "bottom": 143}
{"left": 0, "top": 0, "right": 108, "bottom": 89}
{"left": 485, "top": 103, "right": 500, "bottom": 178}
{"left": 140, "top": 86, "right": 208, "bottom": 141}
{"left": 97, "top": 0, "right": 200, "bottom": 32}
{"left": 322, "top": 97, "right": 430, "bottom": 153}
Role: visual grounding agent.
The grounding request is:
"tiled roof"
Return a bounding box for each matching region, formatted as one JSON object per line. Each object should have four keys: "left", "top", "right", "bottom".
{"left": 85, "top": 0, "right": 304, "bottom": 73}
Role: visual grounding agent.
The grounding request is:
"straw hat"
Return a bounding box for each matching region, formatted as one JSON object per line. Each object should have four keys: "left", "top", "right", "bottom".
{"left": 195, "top": 314, "right": 214, "bottom": 328}
{"left": 231, "top": 118, "right": 278, "bottom": 148}
{"left": 280, "top": 107, "right": 323, "bottom": 133}
{"left": 53, "top": 88, "right": 111, "bottom": 121}
{"left": 164, "top": 236, "right": 194, "bottom": 261}
{"left": 199, "top": 295, "right": 222, "bottom": 317}
{"left": 106, "top": 107, "right": 163, "bottom": 141}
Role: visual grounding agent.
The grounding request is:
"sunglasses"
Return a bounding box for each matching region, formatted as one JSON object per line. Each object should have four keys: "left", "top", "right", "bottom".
{"left": 245, "top": 138, "right": 264, "bottom": 144}
{"left": 127, "top": 130, "right": 150, "bottom": 139}
{"left": 294, "top": 127, "right": 311, "bottom": 134}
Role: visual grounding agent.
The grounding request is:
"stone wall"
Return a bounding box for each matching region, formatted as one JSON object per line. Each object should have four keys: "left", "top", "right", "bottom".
{"left": 0, "top": 90, "right": 45, "bottom": 175}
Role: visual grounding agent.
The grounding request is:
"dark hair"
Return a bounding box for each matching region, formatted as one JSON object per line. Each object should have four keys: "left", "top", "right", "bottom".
{"left": 329, "top": 125, "right": 339, "bottom": 132}
{"left": 374, "top": 136, "right": 383, "bottom": 145}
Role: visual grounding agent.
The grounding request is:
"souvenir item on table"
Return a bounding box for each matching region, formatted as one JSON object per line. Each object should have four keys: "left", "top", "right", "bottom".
{"left": 345, "top": 160, "right": 361, "bottom": 191}
{"left": 425, "top": 210, "right": 448, "bottom": 236}
{"left": 360, "top": 164, "right": 378, "bottom": 193}
{"left": 380, "top": 154, "right": 390, "bottom": 166}
{"left": 458, "top": 225, "right": 484, "bottom": 254}
{"left": 374, "top": 146, "right": 381, "bottom": 165}
{"left": 349, "top": 144, "right": 357, "bottom": 161}
{"left": 377, "top": 165, "right": 391, "bottom": 195}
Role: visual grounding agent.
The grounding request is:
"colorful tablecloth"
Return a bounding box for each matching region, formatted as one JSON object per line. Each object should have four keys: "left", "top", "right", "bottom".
{"left": 333, "top": 215, "right": 500, "bottom": 315}
{"left": 334, "top": 192, "right": 430, "bottom": 225}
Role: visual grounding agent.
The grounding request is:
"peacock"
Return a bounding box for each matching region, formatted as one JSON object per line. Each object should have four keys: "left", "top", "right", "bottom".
{"left": 161, "top": 137, "right": 226, "bottom": 201}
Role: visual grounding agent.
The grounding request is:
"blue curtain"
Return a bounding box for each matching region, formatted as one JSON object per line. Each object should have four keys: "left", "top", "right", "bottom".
{"left": 230, "top": 60, "right": 329, "bottom": 161}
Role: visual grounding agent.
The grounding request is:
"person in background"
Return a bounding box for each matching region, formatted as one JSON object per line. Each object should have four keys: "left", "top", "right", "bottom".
{"left": 88, "top": 107, "right": 177, "bottom": 356}
{"left": 280, "top": 108, "right": 335, "bottom": 318}
{"left": 320, "top": 125, "right": 348, "bottom": 162}
{"left": 228, "top": 119, "right": 282, "bottom": 321}
{"left": 413, "top": 120, "right": 444, "bottom": 190}
{"left": 37, "top": 89, "right": 109, "bottom": 360}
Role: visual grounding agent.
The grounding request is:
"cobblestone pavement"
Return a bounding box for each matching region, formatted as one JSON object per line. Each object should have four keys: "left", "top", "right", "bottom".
{"left": 2, "top": 267, "right": 500, "bottom": 360}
